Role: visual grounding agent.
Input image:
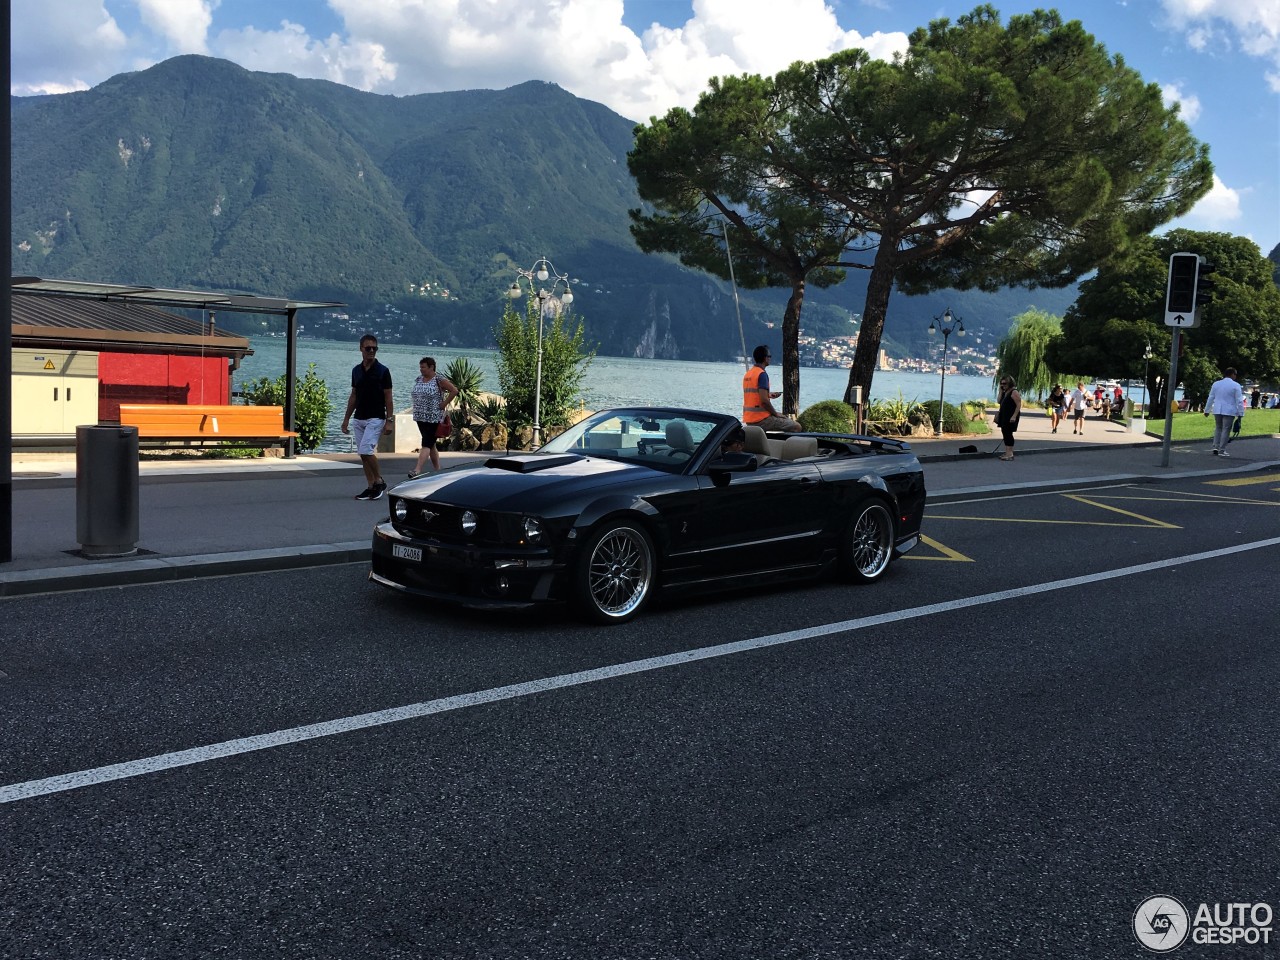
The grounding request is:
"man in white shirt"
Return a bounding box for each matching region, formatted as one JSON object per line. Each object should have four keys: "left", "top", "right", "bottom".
{"left": 1068, "top": 382, "right": 1089, "bottom": 435}
{"left": 1204, "top": 367, "right": 1245, "bottom": 456}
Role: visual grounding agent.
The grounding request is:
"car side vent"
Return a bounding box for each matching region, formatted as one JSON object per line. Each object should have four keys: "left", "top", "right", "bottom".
{"left": 485, "top": 454, "right": 583, "bottom": 473}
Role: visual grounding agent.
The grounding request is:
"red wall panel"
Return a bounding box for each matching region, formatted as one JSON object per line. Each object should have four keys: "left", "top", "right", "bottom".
{"left": 98, "top": 352, "right": 232, "bottom": 420}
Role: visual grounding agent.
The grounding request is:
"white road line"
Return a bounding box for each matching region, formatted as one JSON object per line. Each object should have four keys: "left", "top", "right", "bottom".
{"left": 5, "top": 536, "right": 1279, "bottom": 805}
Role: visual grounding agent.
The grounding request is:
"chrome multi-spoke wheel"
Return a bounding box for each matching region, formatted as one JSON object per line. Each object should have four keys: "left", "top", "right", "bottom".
{"left": 575, "top": 523, "right": 654, "bottom": 623}
{"left": 840, "top": 501, "right": 894, "bottom": 582}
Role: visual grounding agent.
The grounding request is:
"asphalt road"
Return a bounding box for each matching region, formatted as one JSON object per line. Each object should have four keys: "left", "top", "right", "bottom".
{"left": 2, "top": 474, "right": 1278, "bottom": 959}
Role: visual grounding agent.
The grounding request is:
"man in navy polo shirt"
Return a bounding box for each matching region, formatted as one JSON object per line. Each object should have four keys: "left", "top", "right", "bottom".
{"left": 341, "top": 334, "right": 394, "bottom": 500}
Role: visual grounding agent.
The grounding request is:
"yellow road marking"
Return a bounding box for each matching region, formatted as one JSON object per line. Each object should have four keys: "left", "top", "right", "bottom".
{"left": 1062, "top": 495, "right": 1181, "bottom": 528}
{"left": 1206, "top": 472, "right": 1280, "bottom": 487}
{"left": 902, "top": 535, "right": 973, "bottom": 562}
{"left": 1088, "top": 491, "right": 1280, "bottom": 506}
{"left": 928, "top": 515, "right": 1170, "bottom": 528}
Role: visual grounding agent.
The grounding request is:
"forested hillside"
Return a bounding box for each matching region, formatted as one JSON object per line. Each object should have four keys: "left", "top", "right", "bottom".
{"left": 12, "top": 55, "right": 1077, "bottom": 359}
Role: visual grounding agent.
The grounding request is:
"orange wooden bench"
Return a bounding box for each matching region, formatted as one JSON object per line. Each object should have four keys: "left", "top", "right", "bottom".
{"left": 118, "top": 404, "right": 298, "bottom": 446}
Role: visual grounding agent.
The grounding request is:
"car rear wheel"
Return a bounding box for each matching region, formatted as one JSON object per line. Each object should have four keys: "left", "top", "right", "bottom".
{"left": 574, "top": 522, "right": 654, "bottom": 624}
{"left": 839, "top": 500, "right": 894, "bottom": 583}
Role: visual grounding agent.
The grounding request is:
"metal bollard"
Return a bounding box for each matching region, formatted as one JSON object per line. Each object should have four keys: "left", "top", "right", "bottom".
{"left": 76, "top": 424, "right": 140, "bottom": 558}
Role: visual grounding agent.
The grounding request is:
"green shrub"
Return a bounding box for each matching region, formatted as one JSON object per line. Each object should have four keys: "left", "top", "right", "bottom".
{"left": 921, "top": 399, "right": 967, "bottom": 434}
{"left": 476, "top": 396, "right": 507, "bottom": 424}
{"left": 798, "top": 399, "right": 857, "bottom": 433}
{"left": 240, "top": 362, "right": 332, "bottom": 452}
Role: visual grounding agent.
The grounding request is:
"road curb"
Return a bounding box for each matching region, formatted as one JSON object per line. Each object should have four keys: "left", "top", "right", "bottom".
{"left": 0, "top": 541, "right": 369, "bottom": 598}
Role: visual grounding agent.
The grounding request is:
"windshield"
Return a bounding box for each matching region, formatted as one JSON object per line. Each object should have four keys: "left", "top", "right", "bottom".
{"left": 540, "top": 408, "right": 728, "bottom": 472}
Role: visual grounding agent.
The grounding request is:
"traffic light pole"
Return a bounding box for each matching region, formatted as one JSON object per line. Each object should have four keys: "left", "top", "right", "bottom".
{"left": 1161, "top": 328, "right": 1183, "bottom": 468}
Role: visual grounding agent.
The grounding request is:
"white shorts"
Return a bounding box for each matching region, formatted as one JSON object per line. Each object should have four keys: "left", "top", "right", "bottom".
{"left": 351, "top": 418, "right": 385, "bottom": 455}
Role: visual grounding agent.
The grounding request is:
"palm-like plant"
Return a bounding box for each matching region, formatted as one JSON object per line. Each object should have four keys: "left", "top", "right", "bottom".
{"left": 443, "top": 357, "right": 485, "bottom": 421}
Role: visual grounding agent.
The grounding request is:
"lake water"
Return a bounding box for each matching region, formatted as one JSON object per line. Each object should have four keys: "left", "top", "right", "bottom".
{"left": 236, "top": 336, "right": 1002, "bottom": 452}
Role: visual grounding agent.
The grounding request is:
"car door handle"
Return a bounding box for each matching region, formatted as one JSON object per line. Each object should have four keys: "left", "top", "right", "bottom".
{"left": 800, "top": 477, "right": 817, "bottom": 484}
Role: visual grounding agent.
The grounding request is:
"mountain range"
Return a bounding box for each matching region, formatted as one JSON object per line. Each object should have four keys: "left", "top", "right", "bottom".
{"left": 12, "top": 55, "right": 1080, "bottom": 361}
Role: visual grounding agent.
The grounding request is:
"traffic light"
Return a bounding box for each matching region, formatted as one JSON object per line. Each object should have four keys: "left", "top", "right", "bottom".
{"left": 1195, "top": 258, "right": 1215, "bottom": 308}
{"left": 1165, "top": 253, "right": 1199, "bottom": 314}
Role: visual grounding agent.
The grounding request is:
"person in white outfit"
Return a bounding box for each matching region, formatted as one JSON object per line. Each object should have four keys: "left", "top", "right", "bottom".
{"left": 1203, "top": 367, "right": 1245, "bottom": 456}
{"left": 1068, "top": 382, "right": 1089, "bottom": 435}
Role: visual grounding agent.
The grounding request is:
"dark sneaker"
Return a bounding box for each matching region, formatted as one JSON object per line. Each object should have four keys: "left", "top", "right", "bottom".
{"left": 371, "top": 481, "right": 388, "bottom": 500}
{"left": 354, "top": 487, "right": 375, "bottom": 501}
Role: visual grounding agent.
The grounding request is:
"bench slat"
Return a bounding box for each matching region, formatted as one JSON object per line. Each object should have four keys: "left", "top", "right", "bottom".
{"left": 118, "top": 404, "right": 299, "bottom": 441}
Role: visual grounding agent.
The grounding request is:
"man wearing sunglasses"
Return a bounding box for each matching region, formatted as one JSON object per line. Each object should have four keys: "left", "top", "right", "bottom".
{"left": 341, "top": 334, "right": 394, "bottom": 500}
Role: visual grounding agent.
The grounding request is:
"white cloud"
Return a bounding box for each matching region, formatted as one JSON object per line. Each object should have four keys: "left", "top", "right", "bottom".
{"left": 218, "top": 0, "right": 909, "bottom": 122}
{"left": 10, "top": 0, "right": 129, "bottom": 95}
{"left": 1184, "top": 173, "right": 1245, "bottom": 228}
{"left": 215, "top": 21, "right": 397, "bottom": 91}
{"left": 135, "top": 0, "right": 214, "bottom": 55}
{"left": 1161, "top": 0, "right": 1280, "bottom": 85}
{"left": 1160, "top": 82, "right": 1201, "bottom": 122}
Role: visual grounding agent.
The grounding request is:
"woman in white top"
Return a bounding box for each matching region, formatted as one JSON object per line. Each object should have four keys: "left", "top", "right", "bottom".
{"left": 410, "top": 357, "right": 459, "bottom": 477}
{"left": 1203, "top": 367, "right": 1245, "bottom": 457}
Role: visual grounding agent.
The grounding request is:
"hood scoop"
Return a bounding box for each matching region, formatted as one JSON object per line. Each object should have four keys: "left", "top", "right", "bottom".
{"left": 485, "top": 454, "right": 583, "bottom": 473}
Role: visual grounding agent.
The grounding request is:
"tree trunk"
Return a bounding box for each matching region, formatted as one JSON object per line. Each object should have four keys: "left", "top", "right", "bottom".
{"left": 782, "top": 279, "right": 805, "bottom": 417}
{"left": 844, "top": 254, "right": 897, "bottom": 407}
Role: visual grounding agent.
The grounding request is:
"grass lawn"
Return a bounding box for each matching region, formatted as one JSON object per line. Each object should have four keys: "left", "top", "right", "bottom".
{"left": 1143, "top": 407, "right": 1280, "bottom": 441}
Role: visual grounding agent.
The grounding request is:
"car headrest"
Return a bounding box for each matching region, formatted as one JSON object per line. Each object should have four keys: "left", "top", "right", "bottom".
{"left": 781, "top": 436, "right": 819, "bottom": 460}
{"left": 665, "top": 420, "right": 694, "bottom": 451}
{"left": 742, "top": 424, "right": 770, "bottom": 455}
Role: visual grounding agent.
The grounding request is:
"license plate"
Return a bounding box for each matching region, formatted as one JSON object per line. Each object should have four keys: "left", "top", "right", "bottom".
{"left": 392, "top": 544, "right": 423, "bottom": 563}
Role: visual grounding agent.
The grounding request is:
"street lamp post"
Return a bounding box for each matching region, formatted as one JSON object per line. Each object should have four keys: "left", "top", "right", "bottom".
{"left": 508, "top": 257, "right": 573, "bottom": 446}
{"left": 926, "top": 308, "right": 965, "bottom": 437}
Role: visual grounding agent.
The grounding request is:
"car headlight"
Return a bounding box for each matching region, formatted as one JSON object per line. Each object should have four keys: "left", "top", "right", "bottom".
{"left": 393, "top": 499, "right": 408, "bottom": 522}
{"left": 522, "top": 516, "right": 544, "bottom": 544}
{"left": 461, "top": 510, "right": 478, "bottom": 535}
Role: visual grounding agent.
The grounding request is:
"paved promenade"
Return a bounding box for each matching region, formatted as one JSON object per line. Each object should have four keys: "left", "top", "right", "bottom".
{"left": 5, "top": 408, "right": 1279, "bottom": 597}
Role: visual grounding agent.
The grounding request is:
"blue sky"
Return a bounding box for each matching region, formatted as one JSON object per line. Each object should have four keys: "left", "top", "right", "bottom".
{"left": 11, "top": 0, "right": 1278, "bottom": 253}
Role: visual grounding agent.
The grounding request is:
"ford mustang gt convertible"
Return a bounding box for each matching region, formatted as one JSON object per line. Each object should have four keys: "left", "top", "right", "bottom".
{"left": 370, "top": 407, "right": 926, "bottom": 624}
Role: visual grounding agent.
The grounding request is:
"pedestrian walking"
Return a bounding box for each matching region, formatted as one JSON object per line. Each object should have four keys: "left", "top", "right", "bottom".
{"left": 993, "top": 376, "right": 1022, "bottom": 460}
{"left": 1069, "top": 381, "right": 1089, "bottom": 434}
{"left": 1048, "top": 383, "right": 1066, "bottom": 433}
{"left": 1204, "top": 366, "right": 1245, "bottom": 457}
{"left": 409, "top": 357, "right": 459, "bottom": 478}
{"left": 341, "top": 334, "right": 393, "bottom": 499}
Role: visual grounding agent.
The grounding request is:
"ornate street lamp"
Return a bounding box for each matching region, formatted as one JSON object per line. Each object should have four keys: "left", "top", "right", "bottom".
{"left": 926, "top": 308, "right": 965, "bottom": 436}
{"left": 508, "top": 257, "right": 573, "bottom": 445}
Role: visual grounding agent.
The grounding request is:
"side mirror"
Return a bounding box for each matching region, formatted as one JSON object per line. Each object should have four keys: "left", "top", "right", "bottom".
{"left": 708, "top": 452, "right": 758, "bottom": 475}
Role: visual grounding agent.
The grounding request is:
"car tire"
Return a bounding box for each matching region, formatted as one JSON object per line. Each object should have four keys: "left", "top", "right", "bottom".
{"left": 573, "top": 521, "right": 655, "bottom": 624}
{"left": 839, "top": 499, "right": 894, "bottom": 583}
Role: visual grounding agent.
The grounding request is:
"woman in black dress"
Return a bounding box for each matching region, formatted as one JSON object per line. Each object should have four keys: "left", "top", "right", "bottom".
{"left": 994, "top": 376, "right": 1022, "bottom": 461}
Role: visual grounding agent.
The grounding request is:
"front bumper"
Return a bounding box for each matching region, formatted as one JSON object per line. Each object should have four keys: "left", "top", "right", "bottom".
{"left": 369, "top": 521, "right": 569, "bottom": 610}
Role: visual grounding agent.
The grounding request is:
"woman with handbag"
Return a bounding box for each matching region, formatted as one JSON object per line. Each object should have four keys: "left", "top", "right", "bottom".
{"left": 409, "top": 357, "right": 459, "bottom": 478}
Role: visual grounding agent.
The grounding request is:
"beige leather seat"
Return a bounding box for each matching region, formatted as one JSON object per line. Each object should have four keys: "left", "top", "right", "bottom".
{"left": 743, "top": 424, "right": 784, "bottom": 460}
{"left": 665, "top": 419, "right": 695, "bottom": 453}
{"left": 781, "top": 436, "right": 819, "bottom": 460}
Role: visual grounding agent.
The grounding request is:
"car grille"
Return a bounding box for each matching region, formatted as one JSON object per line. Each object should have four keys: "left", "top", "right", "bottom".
{"left": 392, "top": 498, "right": 508, "bottom": 544}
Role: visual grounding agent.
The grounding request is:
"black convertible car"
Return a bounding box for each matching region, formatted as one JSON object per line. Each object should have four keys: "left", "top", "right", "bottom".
{"left": 370, "top": 407, "right": 926, "bottom": 624}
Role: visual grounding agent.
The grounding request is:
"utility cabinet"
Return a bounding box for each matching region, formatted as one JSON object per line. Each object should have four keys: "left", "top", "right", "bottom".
{"left": 12, "top": 349, "right": 100, "bottom": 435}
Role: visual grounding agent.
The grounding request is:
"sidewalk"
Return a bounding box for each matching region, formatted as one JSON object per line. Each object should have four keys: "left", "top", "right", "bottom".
{"left": 4, "top": 410, "right": 1278, "bottom": 597}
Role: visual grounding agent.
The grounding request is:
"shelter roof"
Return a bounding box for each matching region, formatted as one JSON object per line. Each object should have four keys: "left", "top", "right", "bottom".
{"left": 12, "top": 277, "right": 343, "bottom": 315}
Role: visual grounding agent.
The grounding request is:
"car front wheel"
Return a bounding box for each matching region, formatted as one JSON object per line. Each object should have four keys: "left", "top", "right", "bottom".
{"left": 839, "top": 500, "right": 894, "bottom": 583}
{"left": 573, "top": 522, "right": 655, "bottom": 624}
